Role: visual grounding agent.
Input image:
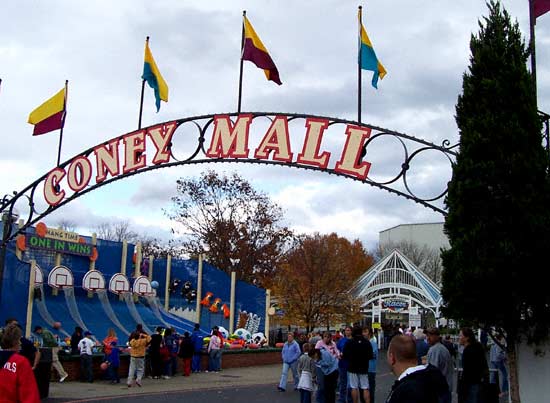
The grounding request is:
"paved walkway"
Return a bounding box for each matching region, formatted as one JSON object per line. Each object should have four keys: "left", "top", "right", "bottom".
{"left": 46, "top": 365, "right": 286, "bottom": 401}
{"left": 45, "top": 357, "right": 507, "bottom": 403}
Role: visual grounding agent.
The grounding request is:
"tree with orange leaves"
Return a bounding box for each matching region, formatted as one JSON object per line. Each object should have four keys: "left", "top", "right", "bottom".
{"left": 273, "top": 233, "right": 374, "bottom": 332}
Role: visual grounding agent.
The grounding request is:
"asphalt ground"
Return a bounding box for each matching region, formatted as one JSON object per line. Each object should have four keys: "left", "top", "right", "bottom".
{"left": 44, "top": 358, "right": 396, "bottom": 403}
{"left": 43, "top": 353, "right": 507, "bottom": 403}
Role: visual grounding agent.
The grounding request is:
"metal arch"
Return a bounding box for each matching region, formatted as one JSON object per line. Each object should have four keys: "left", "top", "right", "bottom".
{"left": 362, "top": 132, "right": 409, "bottom": 186}
{"left": 357, "top": 261, "right": 442, "bottom": 305}
{"left": 1, "top": 111, "right": 459, "bottom": 245}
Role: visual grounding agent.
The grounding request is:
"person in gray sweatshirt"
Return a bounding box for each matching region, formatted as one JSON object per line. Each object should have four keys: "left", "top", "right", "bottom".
{"left": 426, "top": 327, "right": 453, "bottom": 403}
{"left": 297, "top": 343, "right": 317, "bottom": 403}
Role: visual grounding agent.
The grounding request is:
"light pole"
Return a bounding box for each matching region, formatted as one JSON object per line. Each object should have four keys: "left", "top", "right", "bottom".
{"left": 229, "top": 258, "right": 240, "bottom": 334}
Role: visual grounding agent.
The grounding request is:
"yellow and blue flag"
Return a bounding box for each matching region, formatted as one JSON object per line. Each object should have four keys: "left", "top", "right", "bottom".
{"left": 359, "top": 15, "right": 386, "bottom": 89}
{"left": 142, "top": 39, "right": 168, "bottom": 112}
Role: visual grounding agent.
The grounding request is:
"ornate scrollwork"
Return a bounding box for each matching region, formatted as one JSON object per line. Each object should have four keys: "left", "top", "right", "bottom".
{"left": 1, "top": 112, "right": 460, "bottom": 244}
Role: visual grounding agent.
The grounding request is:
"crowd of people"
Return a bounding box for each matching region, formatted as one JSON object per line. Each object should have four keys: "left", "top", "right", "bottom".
{"left": 0, "top": 317, "right": 225, "bottom": 400}
{"left": 276, "top": 324, "right": 509, "bottom": 403}
{"left": 99, "top": 323, "right": 220, "bottom": 387}
{"left": 0, "top": 317, "right": 509, "bottom": 403}
{"left": 278, "top": 326, "right": 377, "bottom": 403}
{"left": 63, "top": 322, "right": 224, "bottom": 387}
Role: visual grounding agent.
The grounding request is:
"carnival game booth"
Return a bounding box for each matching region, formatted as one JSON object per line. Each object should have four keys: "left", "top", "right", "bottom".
{"left": 151, "top": 258, "right": 266, "bottom": 337}
{"left": 0, "top": 223, "right": 266, "bottom": 343}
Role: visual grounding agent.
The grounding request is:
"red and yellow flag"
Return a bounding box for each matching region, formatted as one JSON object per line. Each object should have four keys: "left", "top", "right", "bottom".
{"left": 242, "top": 16, "right": 282, "bottom": 85}
{"left": 28, "top": 87, "right": 66, "bottom": 136}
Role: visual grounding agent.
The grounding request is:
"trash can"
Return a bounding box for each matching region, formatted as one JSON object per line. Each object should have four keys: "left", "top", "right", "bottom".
{"left": 35, "top": 347, "right": 52, "bottom": 399}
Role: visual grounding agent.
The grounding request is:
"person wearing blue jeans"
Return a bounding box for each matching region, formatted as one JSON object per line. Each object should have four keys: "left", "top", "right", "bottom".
{"left": 315, "top": 332, "right": 340, "bottom": 403}
{"left": 207, "top": 330, "right": 222, "bottom": 372}
{"left": 190, "top": 324, "right": 204, "bottom": 372}
{"left": 489, "top": 335, "right": 508, "bottom": 397}
{"left": 365, "top": 328, "right": 377, "bottom": 403}
{"left": 107, "top": 341, "right": 120, "bottom": 383}
{"left": 336, "top": 326, "right": 352, "bottom": 403}
{"left": 278, "top": 333, "right": 301, "bottom": 391}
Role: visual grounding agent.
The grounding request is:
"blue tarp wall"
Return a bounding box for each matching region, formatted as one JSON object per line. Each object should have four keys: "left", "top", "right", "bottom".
{"left": 153, "top": 259, "right": 266, "bottom": 332}
{"left": 0, "top": 224, "right": 266, "bottom": 339}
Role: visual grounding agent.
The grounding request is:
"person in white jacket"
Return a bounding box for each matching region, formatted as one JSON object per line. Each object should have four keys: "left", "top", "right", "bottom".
{"left": 77, "top": 331, "right": 95, "bottom": 382}
{"left": 207, "top": 329, "right": 222, "bottom": 372}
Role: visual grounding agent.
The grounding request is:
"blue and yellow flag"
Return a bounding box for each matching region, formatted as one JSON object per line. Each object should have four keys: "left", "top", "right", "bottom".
{"left": 142, "top": 39, "right": 168, "bottom": 112}
{"left": 359, "top": 15, "right": 386, "bottom": 89}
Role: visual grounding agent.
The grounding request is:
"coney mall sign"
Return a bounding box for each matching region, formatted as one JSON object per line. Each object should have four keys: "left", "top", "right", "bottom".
{"left": 43, "top": 115, "right": 373, "bottom": 206}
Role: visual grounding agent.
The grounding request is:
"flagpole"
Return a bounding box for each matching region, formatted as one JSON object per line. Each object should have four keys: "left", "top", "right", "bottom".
{"left": 529, "top": 0, "right": 538, "bottom": 108}
{"left": 237, "top": 11, "right": 246, "bottom": 114}
{"left": 358, "top": 6, "right": 363, "bottom": 124}
{"left": 56, "top": 80, "right": 68, "bottom": 167}
{"left": 138, "top": 36, "right": 149, "bottom": 129}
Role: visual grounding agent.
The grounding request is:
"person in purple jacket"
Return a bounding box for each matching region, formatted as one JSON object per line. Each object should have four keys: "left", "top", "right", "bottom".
{"left": 278, "top": 333, "right": 301, "bottom": 392}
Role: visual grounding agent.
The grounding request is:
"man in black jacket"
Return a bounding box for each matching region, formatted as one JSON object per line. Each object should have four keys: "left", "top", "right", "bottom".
{"left": 385, "top": 334, "right": 449, "bottom": 403}
{"left": 70, "top": 326, "right": 83, "bottom": 355}
{"left": 342, "top": 325, "right": 373, "bottom": 403}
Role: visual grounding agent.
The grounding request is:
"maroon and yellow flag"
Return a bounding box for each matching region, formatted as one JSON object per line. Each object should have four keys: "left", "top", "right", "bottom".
{"left": 28, "top": 87, "right": 66, "bottom": 136}
{"left": 535, "top": 0, "right": 550, "bottom": 18}
{"left": 242, "top": 16, "right": 282, "bottom": 85}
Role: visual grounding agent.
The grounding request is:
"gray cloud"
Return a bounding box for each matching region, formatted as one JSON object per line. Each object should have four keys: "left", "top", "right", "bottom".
{"left": 1, "top": 0, "right": 547, "bottom": 251}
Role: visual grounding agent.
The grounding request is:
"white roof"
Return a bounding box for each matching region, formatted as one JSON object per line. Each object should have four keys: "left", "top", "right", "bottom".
{"left": 352, "top": 249, "right": 442, "bottom": 308}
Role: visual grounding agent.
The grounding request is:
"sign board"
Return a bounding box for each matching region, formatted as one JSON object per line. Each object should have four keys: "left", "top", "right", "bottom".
{"left": 372, "top": 322, "right": 381, "bottom": 329}
{"left": 42, "top": 117, "right": 375, "bottom": 207}
{"left": 373, "top": 306, "right": 381, "bottom": 315}
{"left": 28, "top": 234, "right": 93, "bottom": 256}
{"left": 409, "top": 313, "right": 422, "bottom": 328}
{"left": 409, "top": 306, "right": 419, "bottom": 315}
{"left": 385, "top": 313, "right": 405, "bottom": 321}
{"left": 382, "top": 299, "right": 409, "bottom": 312}
{"left": 45, "top": 228, "right": 80, "bottom": 242}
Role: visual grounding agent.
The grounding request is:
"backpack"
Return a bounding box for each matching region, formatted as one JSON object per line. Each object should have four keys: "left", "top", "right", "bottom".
{"left": 42, "top": 330, "right": 58, "bottom": 347}
{"left": 160, "top": 344, "right": 171, "bottom": 362}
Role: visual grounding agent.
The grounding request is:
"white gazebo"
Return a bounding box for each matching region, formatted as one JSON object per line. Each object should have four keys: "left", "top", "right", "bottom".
{"left": 352, "top": 249, "right": 442, "bottom": 324}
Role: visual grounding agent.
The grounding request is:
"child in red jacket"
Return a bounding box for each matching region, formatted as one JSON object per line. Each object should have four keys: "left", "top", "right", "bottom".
{"left": 0, "top": 323, "right": 40, "bottom": 403}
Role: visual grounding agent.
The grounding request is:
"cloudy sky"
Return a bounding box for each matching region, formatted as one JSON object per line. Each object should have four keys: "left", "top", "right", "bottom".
{"left": 1, "top": 0, "right": 548, "bottom": 251}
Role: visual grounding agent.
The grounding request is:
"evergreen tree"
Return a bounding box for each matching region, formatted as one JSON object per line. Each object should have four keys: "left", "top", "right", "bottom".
{"left": 441, "top": 2, "right": 550, "bottom": 401}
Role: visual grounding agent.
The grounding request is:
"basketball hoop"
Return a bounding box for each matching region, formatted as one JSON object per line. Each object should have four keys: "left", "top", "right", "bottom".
{"left": 109, "top": 273, "right": 130, "bottom": 295}
{"left": 48, "top": 265, "right": 74, "bottom": 289}
{"left": 82, "top": 270, "right": 105, "bottom": 292}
